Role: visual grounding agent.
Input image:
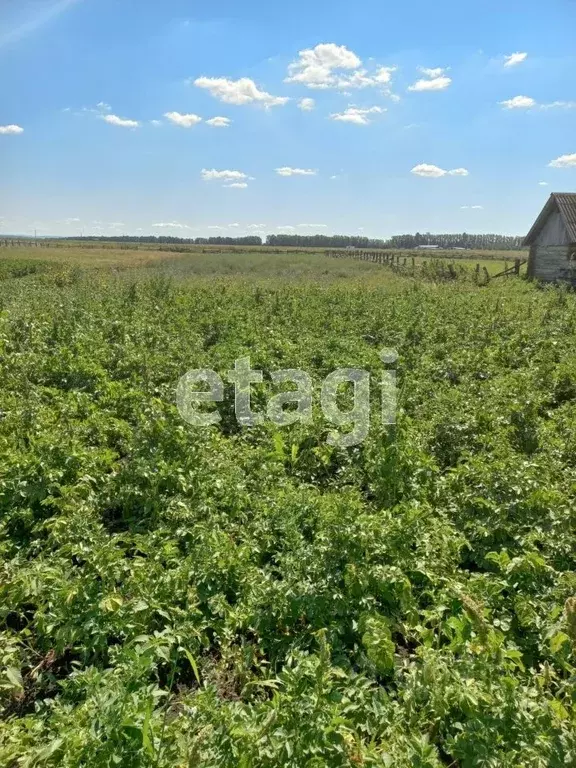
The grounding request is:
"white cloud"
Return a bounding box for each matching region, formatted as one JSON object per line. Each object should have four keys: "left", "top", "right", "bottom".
{"left": 549, "top": 153, "right": 576, "bottom": 168}
{"left": 334, "top": 66, "right": 396, "bottom": 90}
{"left": 206, "top": 116, "right": 231, "bottom": 127}
{"left": 228, "top": 223, "right": 240, "bottom": 228}
{"left": 329, "top": 106, "right": 384, "bottom": 125}
{"left": 420, "top": 67, "right": 444, "bottom": 79}
{"left": 297, "top": 223, "right": 328, "bottom": 228}
{"left": 248, "top": 223, "right": 266, "bottom": 229}
{"left": 224, "top": 182, "right": 248, "bottom": 188}
{"left": 540, "top": 101, "right": 576, "bottom": 110}
{"left": 164, "top": 111, "right": 202, "bottom": 127}
{"left": 277, "top": 225, "right": 296, "bottom": 231}
{"left": 152, "top": 222, "right": 191, "bottom": 229}
{"left": 504, "top": 52, "right": 528, "bottom": 67}
{"left": 207, "top": 225, "right": 225, "bottom": 230}
{"left": 64, "top": 217, "right": 81, "bottom": 223}
{"left": 96, "top": 101, "right": 111, "bottom": 112}
{"left": 460, "top": 205, "right": 484, "bottom": 210}
{"left": 408, "top": 67, "right": 451, "bottom": 92}
{"left": 0, "top": 124, "right": 24, "bottom": 134}
{"left": 500, "top": 95, "right": 575, "bottom": 110}
{"left": 538, "top": 181, "right": 549, "bottom": 186}
{"left": 411, "top": 164, "right": 469, "bottom": 178}
{"left": 102, "top": 114, "right": 140, "bottom": 128}
{"left": 411, "top": 164, "right": 446, "bottom": 178}
{"left": 150, "top": 119, "right": 162, "bottom": 126}
{"left": 275, "top": 167, "right": 317, "bottom": 176}
{"left": 194, "top": 76, "right": 288, "bottom": 107}
{"left": 201, "top": 169, "right": 249, "bottom": 182}
{"left": 286, "top": 43, "right": 361, "bottom": 88}
{"left": 285, "top": 43, "right": 396, "bottom": 92}
{"left": 298, "top": 98, "right": 315, "bottom": 111}
{"left": 500, "top": 95, "right": 536, "bottom": 109}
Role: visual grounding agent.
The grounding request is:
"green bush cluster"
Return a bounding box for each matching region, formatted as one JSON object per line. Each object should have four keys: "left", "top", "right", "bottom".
{"left": 0, "top": 264, "right": 575, "bottom": 766}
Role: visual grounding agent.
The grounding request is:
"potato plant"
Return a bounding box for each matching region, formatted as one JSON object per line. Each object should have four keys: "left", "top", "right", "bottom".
{"left": 0, "top": 253, "right": 575, "bottom": 766}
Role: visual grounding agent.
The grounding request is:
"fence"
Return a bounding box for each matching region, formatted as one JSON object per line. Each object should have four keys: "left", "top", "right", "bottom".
{"left": 324, "top": 249, "right": 527, "bottom": 284}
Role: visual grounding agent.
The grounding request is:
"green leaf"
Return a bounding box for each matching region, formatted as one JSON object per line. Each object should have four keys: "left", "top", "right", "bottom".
{"left": 6, "top": 666, "right": 23, "bottom": 689}
{"left": 181, "top": 648, "right": 201, "bottom": 684}
{"left": 550, "top": 631, "right": 571, "bottom": 655}
{"left": 142, "top": 699, "right": 155, "bottom": 758}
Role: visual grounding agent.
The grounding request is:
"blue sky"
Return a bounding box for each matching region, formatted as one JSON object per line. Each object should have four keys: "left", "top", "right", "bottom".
{"left": 0, "top": 0, "right": 575, "bottom": 238}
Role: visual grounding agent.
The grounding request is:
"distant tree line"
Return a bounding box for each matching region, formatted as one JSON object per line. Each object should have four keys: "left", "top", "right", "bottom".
{"left": 56, "top": 232, "right": 525, "bottom": 250}
{"left": 265, "top": 234, "right": 388, "bottom": 248}
{"left": 385, "top": 232, "right": 524, "bottom": 250}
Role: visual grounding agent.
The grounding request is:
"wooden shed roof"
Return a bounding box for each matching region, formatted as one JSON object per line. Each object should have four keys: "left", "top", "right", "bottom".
{"left": 523, "top": 193, "right": 576, "bottom": 246}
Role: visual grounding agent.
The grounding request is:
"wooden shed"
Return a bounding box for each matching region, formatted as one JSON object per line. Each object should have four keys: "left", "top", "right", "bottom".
{"left": 524, "top": 193, "right": 576, "bottom": 282}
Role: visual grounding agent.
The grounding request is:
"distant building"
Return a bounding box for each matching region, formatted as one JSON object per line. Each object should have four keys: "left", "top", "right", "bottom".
{"left": 524, "top": 193, "right": 576, "bottom": 282}
{"left": 416, "top": 244, "right": 440, "bottom": 250}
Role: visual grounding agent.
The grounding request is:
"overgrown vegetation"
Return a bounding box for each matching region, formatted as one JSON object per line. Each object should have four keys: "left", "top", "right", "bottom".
{"left": 0, "top": 248, "right": 575, "bottom": 766}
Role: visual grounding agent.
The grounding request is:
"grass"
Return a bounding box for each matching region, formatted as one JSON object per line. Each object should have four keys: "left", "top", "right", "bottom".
{"left": 0, "top": 245, "right": 574, "bottom": 767}
{"left": 0, "top": 244, "right": 526, "bottom": 281}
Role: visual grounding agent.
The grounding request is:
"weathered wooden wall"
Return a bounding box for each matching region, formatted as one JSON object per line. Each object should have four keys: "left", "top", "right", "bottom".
{"left": 534, "top": 211, "right": 571, "bottom": 246}
{"left": 531, "top": 244, "right": 572, "bottom": 281}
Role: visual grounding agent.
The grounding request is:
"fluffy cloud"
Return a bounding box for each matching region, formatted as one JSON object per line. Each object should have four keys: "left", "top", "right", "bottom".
{"left": 408, "top": 67, "right": 452, "bottom": 92}
{"left": 206, "top": 116, "right": 231, "bottom": 127}
{"left": 504, "top": 52, "right": 528, "bottom": 67}
{"left": 285, "top": 43, "right": 396, "bottom": 92}
{"left": 286, "top": 43, "right": 360, "bottom": 87}
{"left": 201, "top": 169, "right": 249, "bottom": 181}
{"left": 329, "top": 106, "right": 384, "bottom": 125}
{"left": 0, "top": 124, "right": 24, "bottom": 134}
{"left": 500, "top": 95, "right": 536, "bottom": 109}
{"left": 153, "top": 222, "right": 192, "bottom": 229}
{"left": 500, "top": 96, "right": 576, "bottom": 110}
{"left": 164, "top": 111, "right": 202, "bottom": 127}
{"left": 461, "top": 205, "right": 484, "bottom": 210}
{"left": 549, "top": 153, "right": 576, "bottom": 168}
{"left": 538, "top": 181, "right": 549, "bottom": 186}
{"left": 102, "top": 114, "right": 140, "bottom": 128}
{"left": 194, "top": 76, "right": 288, "bottom": 107}
{"left": 411, "top": 164, "right": 469, "bottom": 178}
{"left": 224, "top": 182, "right": 248, "bottom": 189}
{"left": 247, "top": 224, "right": 266, "bottom": 229}
{"left": 298, "top": 98, "right": 315, "bottom": 111}
{"left": 275, "top": 167, "right": 317, "bottom": 176}
{"left": 277, "top": 225, "right": 296, "bottom": 231}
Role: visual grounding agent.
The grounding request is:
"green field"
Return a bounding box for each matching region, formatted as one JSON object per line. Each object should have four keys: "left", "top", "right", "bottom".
{"left": 1, "top": 246, "right": 575, "bottom": 767}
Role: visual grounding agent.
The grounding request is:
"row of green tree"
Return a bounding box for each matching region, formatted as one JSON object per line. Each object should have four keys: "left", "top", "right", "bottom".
{"left": 265, "top": 232, "right": 524, "bottom": 249}
{"left": 61, "top": 232, "right": 525, "bottom": 250}
{"left": 386, "top": 232, "right": 525, "bottom": 250}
